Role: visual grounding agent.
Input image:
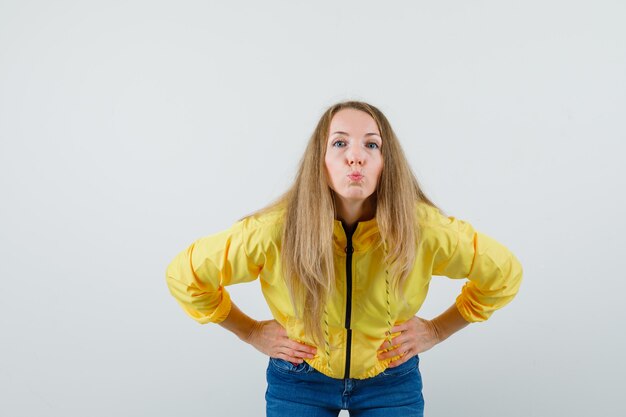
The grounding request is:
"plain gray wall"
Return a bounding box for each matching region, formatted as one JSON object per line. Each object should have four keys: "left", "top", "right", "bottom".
{"left": 1, "top": 1, "right": 624, "bottom": 416}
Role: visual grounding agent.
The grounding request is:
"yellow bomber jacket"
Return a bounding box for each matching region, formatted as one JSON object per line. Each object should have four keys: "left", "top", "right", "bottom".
{"left": 165, "top": 202, "right": 523, "bottom": 379}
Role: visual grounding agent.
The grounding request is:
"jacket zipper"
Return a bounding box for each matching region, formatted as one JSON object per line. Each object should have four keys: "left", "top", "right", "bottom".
{"left": 344, "top": 228, "right": 355, "bottom": 379}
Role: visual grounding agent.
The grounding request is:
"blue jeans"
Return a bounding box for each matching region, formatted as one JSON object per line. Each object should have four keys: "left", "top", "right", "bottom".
{"left": 265, "top": 355, "right": 424, "bottom": 417}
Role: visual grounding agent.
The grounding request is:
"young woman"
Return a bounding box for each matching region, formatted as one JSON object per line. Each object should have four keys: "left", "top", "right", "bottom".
{"left": 166, "top": 101, "right": 523, "bottom": 416}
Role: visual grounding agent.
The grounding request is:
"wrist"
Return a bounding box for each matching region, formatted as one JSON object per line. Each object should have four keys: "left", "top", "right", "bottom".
{"left": 426, "top": 318, "right": 443, "bottom": 343}
{"left": 218, "top": 302, "right": 258, "bottom": 342}
{"left": 431, "top": 303, "right": 470, "bottom": 342}
{"left": 241, "top": 319, "right": 260, "bottom": 344}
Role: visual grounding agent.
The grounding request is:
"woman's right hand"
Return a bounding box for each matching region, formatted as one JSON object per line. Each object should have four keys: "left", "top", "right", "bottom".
{"left": 245, "top": 319, "right": 317, "bottom": 363}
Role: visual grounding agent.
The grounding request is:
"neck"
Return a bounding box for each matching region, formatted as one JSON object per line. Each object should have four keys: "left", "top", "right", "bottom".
{"left": 333, "top": 195, "right": 376, "bottom": 232}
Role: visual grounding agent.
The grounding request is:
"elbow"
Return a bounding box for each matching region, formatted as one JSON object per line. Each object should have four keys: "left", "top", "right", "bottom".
{"left": 509, "top": 254, "right": 523, "bottom": 297}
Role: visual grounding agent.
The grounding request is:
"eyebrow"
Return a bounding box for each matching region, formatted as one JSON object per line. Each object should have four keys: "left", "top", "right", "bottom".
{"left": 331, "top": 131, "right": 381, "bottom": 137}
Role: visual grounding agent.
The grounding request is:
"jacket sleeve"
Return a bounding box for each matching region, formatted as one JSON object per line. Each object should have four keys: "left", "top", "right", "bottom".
{"left": 428, "top": 210, "right": 523, "bottom": 323}
{"left": 165, "top": 218, "right": 264, "bottom": 324}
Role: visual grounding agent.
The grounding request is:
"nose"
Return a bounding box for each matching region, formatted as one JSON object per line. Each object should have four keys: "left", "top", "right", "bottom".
{"left": 346, "top": 147, "right": 365, "bottom": 166}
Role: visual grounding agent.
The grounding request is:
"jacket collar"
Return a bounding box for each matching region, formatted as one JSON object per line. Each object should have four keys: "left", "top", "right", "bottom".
{"left": 332, "top": 217, "right": 381, "bottom": 252}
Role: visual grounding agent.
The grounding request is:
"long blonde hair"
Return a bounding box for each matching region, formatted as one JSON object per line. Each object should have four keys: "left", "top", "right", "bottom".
{"left": 248, "top": 101, "right": 437, "bottom": 344}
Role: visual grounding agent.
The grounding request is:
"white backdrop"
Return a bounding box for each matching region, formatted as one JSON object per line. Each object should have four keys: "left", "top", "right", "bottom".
{"left": 1, "top": 1, "right": 625, "bottom": 416}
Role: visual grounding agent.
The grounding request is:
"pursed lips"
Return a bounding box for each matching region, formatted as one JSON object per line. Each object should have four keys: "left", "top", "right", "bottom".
{"left": 347, "top": 172, "right": 364, "bottom": 181}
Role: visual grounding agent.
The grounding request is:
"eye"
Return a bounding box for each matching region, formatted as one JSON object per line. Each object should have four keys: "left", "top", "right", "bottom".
{"left": 366, "top": 142, "right": 380, "bottom": 150}
{"left": 332, "top": 140, "right": 347, "bottom": 148}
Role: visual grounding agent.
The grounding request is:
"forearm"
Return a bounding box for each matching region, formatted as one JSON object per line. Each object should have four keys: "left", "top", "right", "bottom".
{"left": 430, "top": 303, "right": 470, "bottom": 342}
{"left": 218, "top": 301, "right": 258, "bottom": 342}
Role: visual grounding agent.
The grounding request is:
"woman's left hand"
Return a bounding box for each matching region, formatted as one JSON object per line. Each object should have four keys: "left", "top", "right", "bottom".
{"left": 377, "top": 316, "right": 440, "bottom": 367}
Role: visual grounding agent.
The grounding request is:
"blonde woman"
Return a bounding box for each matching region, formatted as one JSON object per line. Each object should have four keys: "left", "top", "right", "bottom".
{"left": 166, "top": 101, "right": 523, "bottom": 417}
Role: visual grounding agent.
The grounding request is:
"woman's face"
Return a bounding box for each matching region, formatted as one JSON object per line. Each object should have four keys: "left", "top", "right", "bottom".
{"left": 324, "top": 108, "right": 383, "bottom": 205}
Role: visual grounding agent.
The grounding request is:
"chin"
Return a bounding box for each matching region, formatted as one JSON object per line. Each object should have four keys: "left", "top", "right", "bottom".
{"left": 339, "top": 191, "right": 375, "bottom": 201}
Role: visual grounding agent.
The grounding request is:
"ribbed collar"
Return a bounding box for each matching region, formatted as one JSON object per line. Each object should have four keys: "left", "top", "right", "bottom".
{"left": 332, "top": 217, "right": 381, "bottom": 252}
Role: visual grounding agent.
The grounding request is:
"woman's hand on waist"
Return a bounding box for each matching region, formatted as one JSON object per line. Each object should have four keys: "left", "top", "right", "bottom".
{"left": 377, "top": 303, "right": 470, "bottom": 368}
{"left": 245, "top": 319, "right": 317, "bottom": 364}
{"left": 376, "top": 316, "right": 439, "bottom": 368}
